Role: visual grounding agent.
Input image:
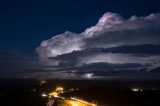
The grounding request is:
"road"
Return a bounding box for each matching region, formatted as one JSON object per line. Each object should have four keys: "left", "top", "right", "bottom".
{"left": 48, "top": 97, "right": 97, "bottom": 106}
{"left": 62, "top": 99, "right": 96, "bottom": 106}
{"left": 47, "top": 87, "right": 96, "bottom": 106}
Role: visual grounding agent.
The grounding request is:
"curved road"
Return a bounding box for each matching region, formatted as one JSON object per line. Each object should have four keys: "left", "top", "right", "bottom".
{"left": 48, "top": 97, "right": 97, "bottom": 106}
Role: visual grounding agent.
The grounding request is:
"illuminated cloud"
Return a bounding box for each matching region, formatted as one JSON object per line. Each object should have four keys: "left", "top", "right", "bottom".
{"left": 36, "top": 12, "right": 160, "bottom": 78}
{"left": 82, "top": 12, "right": 123, "bottom": 36}
{"left": 36, "top": 31, "right": 83, "bottom": 59}
{"left": 82, "top": 13, "right": 160, "bottom": 48}
{"left": 37, "top": 12, "right": 160, "bottom": 59}
{"left": 1, "top": 12, "right": 160, "bottom": 79}
{"left": 84, "top": 73, "right": 94, "bottom": 79}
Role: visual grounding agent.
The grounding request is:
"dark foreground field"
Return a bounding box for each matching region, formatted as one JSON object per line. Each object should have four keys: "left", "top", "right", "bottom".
{"left": 0, "top": 79, "right": 160, "bottom": 106}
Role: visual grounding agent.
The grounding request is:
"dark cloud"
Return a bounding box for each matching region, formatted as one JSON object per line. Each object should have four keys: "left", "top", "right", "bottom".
{"left": 0, "top": 51, "right": 78, "bottom": 78}
{"left": 74, "top": 62, "right": 148, "bottom": 73}
{"left": 35, "top": 12, "right": 160, "bottom": 79}
{"left": 0, "top": 51, "right": 42, "bottom": 77}
{"left": 150, "top": 67, "right": 160, "bottom": 73}
{"left": 1, "top": 12, "right": 160, "bottom": 79}
{"left": 63, "top": 62, "right": 156, "bottom": 79}
{"left": 101, "top": 44, "right": 160, "bottom": 55}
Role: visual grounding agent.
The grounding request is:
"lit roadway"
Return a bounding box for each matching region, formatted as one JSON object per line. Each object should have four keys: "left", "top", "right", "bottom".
{"left": 51, "top": 99, "right": 96, "bottom": 106}
{"left": 48, "top": 97, "right": 97, "bottom": 106}
{"left": 60, "top": 99, "right": 96, "bottom": 106}
{"left": 47, "top": 87, "right": 97, "bottom": 106}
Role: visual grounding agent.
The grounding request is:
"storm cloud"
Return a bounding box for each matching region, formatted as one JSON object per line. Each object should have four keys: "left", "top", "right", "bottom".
{"left": 37, "top": 12, "right": 160, "bottom": 58}
{"left": 36, "top": 12, "right": 160, "bottom": 79}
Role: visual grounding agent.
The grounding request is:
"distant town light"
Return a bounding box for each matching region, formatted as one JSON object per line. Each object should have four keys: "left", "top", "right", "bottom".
{"left": 40, "top": 80, "right": 47, "bottom": 85}
{"left": 42, "top": 93, "right": 47, "bottom": 97}
{"left": 131, "top": 88, "right": 143, "bottom": 92}
{"left": 132, "top": 88, "right": 139, "bottom": 92}
{"left": 49, "top": 86, "right": 64, "bottom": 97}
{"left": 33, "top": 89, "right": 36, "bottom": 92}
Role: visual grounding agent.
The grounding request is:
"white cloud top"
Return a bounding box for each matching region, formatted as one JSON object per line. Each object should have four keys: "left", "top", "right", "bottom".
{"left": 37, "top": 12, "right": 160, "bottom": 61}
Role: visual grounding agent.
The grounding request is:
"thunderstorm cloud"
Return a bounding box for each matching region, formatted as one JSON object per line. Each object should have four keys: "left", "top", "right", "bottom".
{"left": 33, "top": 12, "right": 160, "bottom": 78}
{"left": 37, "top": 12, "right": 160, "bottom": 58}
{"left": 1, "top": 9, "right": 160, "bottom": 79}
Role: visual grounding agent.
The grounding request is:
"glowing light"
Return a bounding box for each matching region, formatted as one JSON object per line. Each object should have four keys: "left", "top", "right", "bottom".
{"left": 69, "top": 101, "right": 78, "bottom": 106}
{"left": 132, "top": 88, "right": 139, "bottom": 92}
{"left": 131, "top": 88, "right": 143, "bottom": 92}
{"left": 49, "top": 86, "right": 64, "bottom": 97}
{"left": 42, "top": 93, "right": 47, "bottom": 97}
{"left": 70, "top": 97, "right": 97, "bottom": 106}
{"left": 70, "top": 97, "right": 76, "bottom": 100}
{"left": 56, "top": 87, "right": 63, "bottom": 91}
{"left": 41, "top": 80, "right": 46, "bottom": 83}
{"left": 69, "top": 88, "right": 74, "bottom": 91}
{"left": 40, "top": 80, "right": 47, "bottom": 85}
{"left": 33, "top": 89, "right": 36, "bottom": 92}
{"left": 49, "top": 91, "right": 58, "bottom": 97}
{"left": 85, "top": 73, "right": 94, "bottom": 79}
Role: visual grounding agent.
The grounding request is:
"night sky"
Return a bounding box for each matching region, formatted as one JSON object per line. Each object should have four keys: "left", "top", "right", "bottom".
{"left": 0, "top": 0, "right": 160, "bottom": 79}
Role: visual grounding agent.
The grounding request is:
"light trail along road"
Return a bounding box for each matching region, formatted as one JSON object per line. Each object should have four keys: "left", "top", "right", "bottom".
{"left": 47, "top": 86, "right": 97, "bottom": 106}
{"left": 51, "top": 98, "right": 97, "bottom": 106}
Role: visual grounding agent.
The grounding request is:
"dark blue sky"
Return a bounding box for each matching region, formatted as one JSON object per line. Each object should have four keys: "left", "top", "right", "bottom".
{"left": 0, "top": 0, "right": 160, "bottom": 53}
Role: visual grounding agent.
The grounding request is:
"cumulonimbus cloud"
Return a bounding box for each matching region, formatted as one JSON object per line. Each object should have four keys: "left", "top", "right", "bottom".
{"left": 36, "top": 12, "right": 160, "bottom": 78}
{"left": 36, "top": 12, "right": 160, "bottom": 59}
{"left": 1, "top": 12, "right": 160, "bottom": 79}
